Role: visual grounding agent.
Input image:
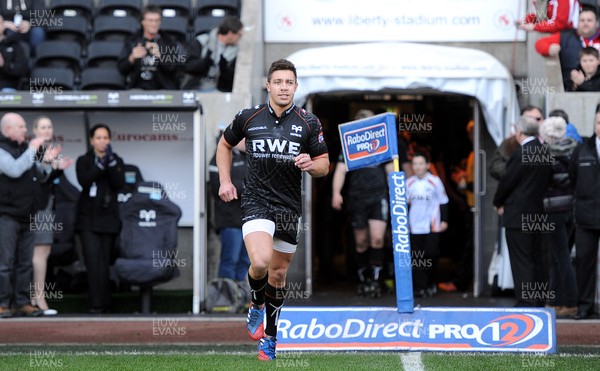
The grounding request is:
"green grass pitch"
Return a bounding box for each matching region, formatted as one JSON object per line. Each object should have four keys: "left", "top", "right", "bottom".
{"left": 1, "top": 344, "right": 599, "bottom": 370}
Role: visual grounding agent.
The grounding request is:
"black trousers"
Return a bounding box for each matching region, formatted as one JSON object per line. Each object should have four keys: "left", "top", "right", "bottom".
{"left": 455, "top": 210, "right": 474, "bottom": 291}
{"left": 547, "top": 212, "right": 577, "bottom": 307}
{"left": 575, "top": 227, "right": 600, "bottom": 315}
{"left": 80, "top": 230, "right": 116, "bottom": 310}
{"left": 505, "top": 229, "right": 547, "bottom": 306}
{"left": 410, "top": 233, "right": 439, "bottom": 292}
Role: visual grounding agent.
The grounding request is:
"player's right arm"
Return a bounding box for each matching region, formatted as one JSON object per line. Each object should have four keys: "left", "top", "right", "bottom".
{"left": 216, "top": 135, "right": 237, "bottom": 202}
{"left": 331, "top": 162, "right": 347, "bottom": 210}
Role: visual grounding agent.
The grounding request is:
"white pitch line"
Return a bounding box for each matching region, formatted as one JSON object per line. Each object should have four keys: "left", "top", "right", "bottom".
{"left": 400, "top": 351, "right": 425, "bottom": 371}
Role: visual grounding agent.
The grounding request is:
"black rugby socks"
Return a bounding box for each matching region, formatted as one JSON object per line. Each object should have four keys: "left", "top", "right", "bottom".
{"left": 248, "top": 272, "right": 268, "bottom": 307}
{"left": 264, "top": 283, "right": 285, "bottom": 337}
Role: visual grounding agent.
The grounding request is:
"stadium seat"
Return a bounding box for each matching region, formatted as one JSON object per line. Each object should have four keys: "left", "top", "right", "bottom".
{"left": 148, "top": 0, "right": 192, "bottom": 18}
{"left": 86, "top": 41, "right": 124, "bottom": 68}
{"left": 49, "top": 0, "right": 94, "bottom": 23}
{"left": 93, "top": 15, "right": 139, "bottom": 42}
{"left": 30, "top": 67, "right": 76, "bottom": 91}
{"left": 97, "top": 0, "right": 143, "bottom": 18}
{"left": 34, "top": 40, "right": 82, "bottom": 73}
{"left": 159, "top": 16, "right": 189, "bottom": 46}
{"left": 44, "top": 16, "right": 89, "bottom": 50}
{"left": 197, "top": 0, "right": 240, "bottom": 17}
{"left": 79, "top": 67, "right": 126, "bottom": 90}
{"left": 115, "top": 181, "right": 182, "bottom": 314}
{"left": 193, "top": 15, "right": 223, "bottom": 36}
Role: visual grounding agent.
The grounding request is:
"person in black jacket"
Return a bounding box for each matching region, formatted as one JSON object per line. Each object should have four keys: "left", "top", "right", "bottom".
{"left": 0, "top": 0, "right": 46, "bottom": 56}
{"left": 539, "top": 116, "right": 578, "bottom": 318}
{"left": 571, "top": 47, "right": 600, "bottom": 92}
{"left": 209, "top": 136, "right": 249, "bottom": 281}
{"left": 0, "top": 16, "right": 29, "bottom": 91}
{"left": 493, "top": 114, "right": 553, "bottom": 307}
{"left": 117, "top": 5, "right": 181, "bottom": 90}
{"left": 0, "top": 112, "right": 45, "bottom": 318}
{"left": 568, "top": 109, "right": 600, "bottom": 320}
{"left": 181, "top": 16, "right": 243, "bottom": 92}
{"left": 535, "top": 5, "right": 600, "bottom": 91}
{"left": 76, "top": 124, "right": 125, "bottom": 314}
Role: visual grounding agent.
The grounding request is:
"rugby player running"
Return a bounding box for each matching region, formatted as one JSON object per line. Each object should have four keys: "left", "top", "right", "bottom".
{"left": 216, "top": 59, "right": 329, "bottom": 361}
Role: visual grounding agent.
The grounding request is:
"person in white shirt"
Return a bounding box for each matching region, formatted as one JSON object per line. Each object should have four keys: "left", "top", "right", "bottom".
{"left": 406, "top": 151, "right": 449, "bottom": 297}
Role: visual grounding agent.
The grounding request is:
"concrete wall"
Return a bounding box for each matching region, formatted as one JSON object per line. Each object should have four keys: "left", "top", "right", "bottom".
{"left": 546, "top": 93, "right": 600, "bottom": 136}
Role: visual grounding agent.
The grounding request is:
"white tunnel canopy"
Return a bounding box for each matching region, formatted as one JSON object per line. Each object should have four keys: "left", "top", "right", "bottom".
{"left": 288, "top": 42, "right": 519, "bottom": 145}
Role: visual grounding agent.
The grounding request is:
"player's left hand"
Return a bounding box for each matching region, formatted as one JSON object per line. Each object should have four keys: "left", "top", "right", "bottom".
{"left": 294, "top": 153, "right": 313, "bottom": 172}
{"left": 440, "top": 221, "right": 448, "bottom": 232}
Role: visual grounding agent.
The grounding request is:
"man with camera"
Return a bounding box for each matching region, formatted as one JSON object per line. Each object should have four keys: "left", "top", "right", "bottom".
{"left": 117, "top": 5, "right": 181, "bottom": 90}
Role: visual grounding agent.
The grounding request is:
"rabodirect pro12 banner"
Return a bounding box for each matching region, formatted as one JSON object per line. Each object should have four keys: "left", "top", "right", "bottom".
{"left": 277, "top": 307, "right": 556, "bottom": 353}
{"left": 339, "top": 112, "right": 398, "bottom": 171}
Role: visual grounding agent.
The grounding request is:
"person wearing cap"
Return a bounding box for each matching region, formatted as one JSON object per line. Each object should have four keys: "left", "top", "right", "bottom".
{"left": 540, "top": 116, "right": 578, "bottom": 318}
{"left": 548, "top": 108, "right": 583, "bottom": 143}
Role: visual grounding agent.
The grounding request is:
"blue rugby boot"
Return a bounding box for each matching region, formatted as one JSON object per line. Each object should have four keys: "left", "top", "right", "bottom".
{"left": 257, "top": 336, "right": 277, "bottom": 361}
{"left": 246, "top": 303, "right": 264, "bottom": 340}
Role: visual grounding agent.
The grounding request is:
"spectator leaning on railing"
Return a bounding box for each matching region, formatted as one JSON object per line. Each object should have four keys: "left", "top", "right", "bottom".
{"left": 536, "top": 5, "right": 600, "bottom": 91}
{"left": 181, "top": 16, "right": 243, "bottom": 92}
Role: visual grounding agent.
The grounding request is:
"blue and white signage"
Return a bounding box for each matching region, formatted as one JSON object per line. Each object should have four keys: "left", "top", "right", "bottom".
{"left": 278, "top": 307, "right": 556, "bottom": 353}
{"left": 339, "top": 112, "right": 398, "bottom": 171}
{"left": 388, "top": 172, "right": 413, "bottom": 313}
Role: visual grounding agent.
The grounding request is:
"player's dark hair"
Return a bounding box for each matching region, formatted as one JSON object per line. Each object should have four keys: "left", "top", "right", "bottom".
{"left": 90, "top": 123, "right": 112, "bottom": 139}
{"left": 218, "top": 16, "right": 243, "bottom": 35}
{"left": 267, "top": 59, "right": 297, "bottom": 82}
{"left": 412, "top": 150, "right": 431, "bottom": 164}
